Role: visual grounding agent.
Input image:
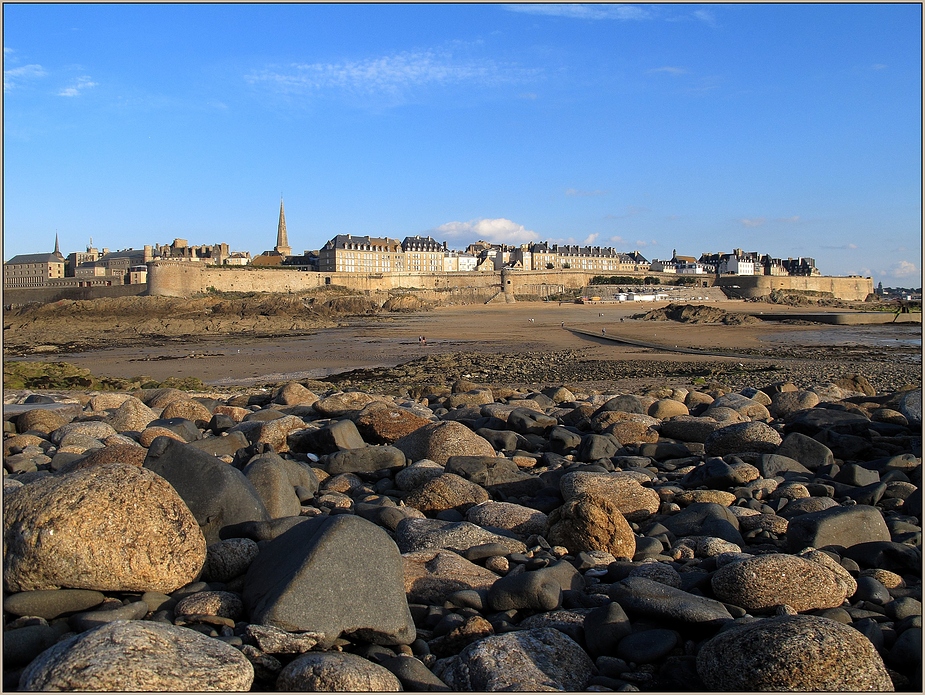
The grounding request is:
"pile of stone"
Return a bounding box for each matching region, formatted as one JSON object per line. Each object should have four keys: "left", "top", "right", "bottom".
{"left": 2, "top": 376, "right": 921, "bottom": 691}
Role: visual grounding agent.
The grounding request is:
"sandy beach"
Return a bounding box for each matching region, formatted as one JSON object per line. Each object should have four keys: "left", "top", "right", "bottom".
{"left": 24, "top": 300, "right": 920, "bottom": 390}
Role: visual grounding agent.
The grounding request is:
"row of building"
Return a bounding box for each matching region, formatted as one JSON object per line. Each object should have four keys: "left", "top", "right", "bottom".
{"left": 3, "top": 199, "right": 820, "bottom": 289}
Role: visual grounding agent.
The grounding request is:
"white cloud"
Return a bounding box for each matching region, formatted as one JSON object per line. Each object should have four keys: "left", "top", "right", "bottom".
{"left": 634, "top": 239, "right": 658, "bottom": 248}
{"left": 871, "top": 63, "right": 888, "bottom": 70}
{"left": 434, "top": 217, "right": 536, "bottom": 244}
{"left": 565, "top": 187, "right": 608, "bottom": 197}
{"left": 609, "top": 235, "right": 626, "bottom": 244}
{"left": 821, "top": 243, "right": 858, "bottom": 250}
{"left": 3, "top": 63, "right": 47, "bottom": 91}
{"left": 58, "top": 75, "right": 97, "bottom": 97}
{"left": 740, "top": 217, "right": 766, "bottom": 228}
{"left": 246, "top": 50, "right": 534, "bottom": 101}
{"left": 583, "top": 233, "right": 599, "bottom": 245}
{"left": 692, "top": 9, "right": 717, "bottom": 26}
{"left": 775, "top": 215, "right": 801, "bottom": 223}
{"left": 504, "top": 4, "right": 652, "bottom": 21}
{"left": 888, "top": 260, "right": 919, "bottom": 278}
{"left": 647, "top": 66, "right": 688, "bottom": 76}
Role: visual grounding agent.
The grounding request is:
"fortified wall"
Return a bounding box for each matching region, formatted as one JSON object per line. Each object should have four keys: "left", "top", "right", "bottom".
{"left": 146, "top": 262, "right": 599, "bottom": 299}
{"left": 3, "top": 283, "right": 147, "bottom": 307}
{"left": 714, "top": 275, "right": 873, "bottom": 302}
{"left": 147, "top": 261, "right": 873, "bottom": 302}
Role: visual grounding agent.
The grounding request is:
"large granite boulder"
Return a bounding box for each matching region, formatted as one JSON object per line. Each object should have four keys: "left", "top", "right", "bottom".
{"left": 711, "top": 553, "right": 851, "bottom": 612}
{"left": 559, "top": 471, "right": 660, "bottom": 521}
{"left": 433, "top": 627, "right": 595, "bottom": 691}
{"left": 393, "top": 421, "right": 495, "bottom": 467}
{"left": 403, "top": 473, "right": 490, "bottom": 516}
{"left": 353, "top": 402, "right": 433, "bottom": 444}
{"left": 547, "top": 493, "right": 636, "bottom": 559}
{"left": 697, "top": 615, "right": 893, "bottom": 691}
{"left": 276, "top": 651, "right": 401, "bottom": 691}
{"left": 18, "top": 620, "right": 253, "bottom": 691}
{"left": 4, "top": 462, "right": 205, "bottom": 594}
{"left": 243, "top": 514, "right": 415, "bottom": 647}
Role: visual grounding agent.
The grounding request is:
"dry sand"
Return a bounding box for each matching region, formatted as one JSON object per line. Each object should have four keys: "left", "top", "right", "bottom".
{"left": 32, "top": 300, "right": 919, "bottom": 387}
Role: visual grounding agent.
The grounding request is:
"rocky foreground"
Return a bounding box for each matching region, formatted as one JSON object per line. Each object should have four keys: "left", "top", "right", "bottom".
{"left": 2, "top": 374, "right": 922, "bottom": 691}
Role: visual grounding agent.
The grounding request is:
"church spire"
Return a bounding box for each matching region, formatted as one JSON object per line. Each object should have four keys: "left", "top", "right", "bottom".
{"left": 53, "top": 232, "right": 63, "bottom": 258}
{"left": 274, "top": 196, "right": 291, "bottom": 257}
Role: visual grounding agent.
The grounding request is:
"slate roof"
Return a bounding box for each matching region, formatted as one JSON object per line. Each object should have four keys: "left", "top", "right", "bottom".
{"left": 5, "top": 253, "right": 65, "bottom": 265}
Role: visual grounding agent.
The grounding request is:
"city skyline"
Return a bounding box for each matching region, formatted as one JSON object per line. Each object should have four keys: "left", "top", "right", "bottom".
{"left": 4, "top": 3, "right": 922, "bottom": 285}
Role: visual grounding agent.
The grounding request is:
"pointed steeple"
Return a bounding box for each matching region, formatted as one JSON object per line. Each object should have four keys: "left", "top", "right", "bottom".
{"left": 274, "top": 197, "right": 291, "bottom": 257}
{"left": 53, "top": 232, "right": 63, "bottom": 259}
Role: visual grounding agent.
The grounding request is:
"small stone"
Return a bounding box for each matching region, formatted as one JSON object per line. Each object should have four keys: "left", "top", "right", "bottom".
{"left": 175, "top": 591, "right": 244, "bottom": 620}
{"left": 202, "top": 537, "right": 260, "bottom": 583}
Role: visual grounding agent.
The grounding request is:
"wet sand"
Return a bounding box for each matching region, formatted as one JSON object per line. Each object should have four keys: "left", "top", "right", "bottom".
{"left": 29, "top": 301, "right": 920, "bottom": 387}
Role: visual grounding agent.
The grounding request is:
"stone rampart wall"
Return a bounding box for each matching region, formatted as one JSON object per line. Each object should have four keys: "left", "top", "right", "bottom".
{"left": 3, "top": 283, "right": 147, "bottom": 307}
{"left": 146, "top": 261, "right": 872, "bottom": 302}
{"left": 715, "top": 275, "right": 873, "bottom": 301}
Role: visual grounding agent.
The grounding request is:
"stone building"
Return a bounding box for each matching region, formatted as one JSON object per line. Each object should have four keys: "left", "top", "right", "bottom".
{"left": 318, "top": 234, "right": 405, "bottom": 273}
{"left": 525, "top": 242, "right": 648, "bottom": 273}
{"left": 154, "top": 239, "right": 230, "bottom": 264}
{"left": 401, "top": 235, "right": 444, "bottom": 273}
{"left": 3, "top": 236, "right": 66, "bottom": 288}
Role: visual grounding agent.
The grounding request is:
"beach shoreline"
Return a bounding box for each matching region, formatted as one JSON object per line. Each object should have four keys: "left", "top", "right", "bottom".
{"left": 4, "top": 300, "right": 920, "bottom": 395}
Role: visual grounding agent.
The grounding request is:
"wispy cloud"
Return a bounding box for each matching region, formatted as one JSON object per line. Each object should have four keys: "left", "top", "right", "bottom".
{"left": 245, "top": 50, "right": 535, "bottom": 103}
{"left": 886, "top": 260, "right": 919, "bottom": 278}
{"left": 4, "top": 63, "right": 47, "bottom": 91}
{"left": 609, "top": 235, "right": 626, "bottom": 244}
{"left": 583, "top": 233, "right": 599, "bottom": 245}
{"left": 647, "top": 66, "right": 688, "bottom": 76}
{"left": 739, "top": 217, "right": 766, "bottom": 228}
{"left": 504, "top": 4, "right": 653, "bottom": 21}
{"left": 434, "top": 217, "right": 536, "bottom": 244}
{"left": 775, "top": 215, "right": 801, "bottom": 223}
{"left": 565, "top": 187, "right": 608, "bottom": 197}
{"left": 692, "top": 9, "right": 717, "bottom": 26}
{"left": 871, "top": 63, "right": 888, "bottom": 70}
{"left": 634, "top": 239, "right": 658, "bottom": 248}
{"left": 58, "top": 75, "right": 98, "bottom": 97}
{"left": 821, "top": 243, "right": 858, "bottom": 250}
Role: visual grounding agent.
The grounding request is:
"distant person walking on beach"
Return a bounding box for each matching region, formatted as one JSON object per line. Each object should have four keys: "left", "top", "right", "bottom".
{"left": 561, "top": 322, "right": 565, "bottom": 328}
{"left": 422, "top": 336, "right": 427, "bottom": 346}
{"left": 601, "top": 328, "right": 606, "bottom": 336}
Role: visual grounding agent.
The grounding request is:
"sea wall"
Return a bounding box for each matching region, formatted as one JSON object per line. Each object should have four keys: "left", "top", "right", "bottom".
{"left": 146, "top": 261, "right": 872, "bottom": 302}
{"left": 715, "top": 275, "right": 874, "bottom": 301}
{"left": 3, "top": 283, "right": 147, "bottom": 307}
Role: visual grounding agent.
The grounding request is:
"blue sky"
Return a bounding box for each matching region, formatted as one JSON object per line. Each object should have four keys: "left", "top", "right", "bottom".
{"left": 3, "top": 3, "right": 922, "bottom": 286}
